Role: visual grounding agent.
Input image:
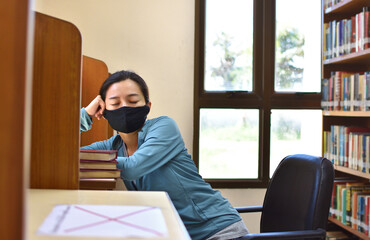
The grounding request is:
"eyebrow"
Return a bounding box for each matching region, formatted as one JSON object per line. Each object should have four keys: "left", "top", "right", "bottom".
{"left": 108, "top": 94, "right": 140, "bottom": 100}
{"left": 127, "top": 93, "right": 140, "bottom": 98}
{"left": 108, "top": 96, "right": 119, "bottom": 100}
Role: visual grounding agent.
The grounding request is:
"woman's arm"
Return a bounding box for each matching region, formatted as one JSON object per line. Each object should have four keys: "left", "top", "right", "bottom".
{"left": 80, "top": 94, "right": 115, "bottom": 149}
{"left": 80, "top": 95, "right": 106, "bottom": 132}
{"left": 80, "top": 107, "right": 93, "bottom": 132}
{"left": 85, "top": 95, "right": 105, "bottom": 120}
{"left": 80, "top": 136, "right": 116, "bottom": 150}
{"left": 117, "top": 117, "right": 185, "bottom": 180}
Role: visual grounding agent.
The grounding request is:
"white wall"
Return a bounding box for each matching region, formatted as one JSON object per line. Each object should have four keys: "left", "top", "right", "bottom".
{"left": 34, "top": 0, "right": 195, "bottom": 153}
{"left": 34, "top": 0, "right": 265, "bottom": 233}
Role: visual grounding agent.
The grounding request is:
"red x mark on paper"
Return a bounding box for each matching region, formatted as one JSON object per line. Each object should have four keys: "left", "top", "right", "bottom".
{"left": 64, "top": 206, "right": 165, "bottom": 237}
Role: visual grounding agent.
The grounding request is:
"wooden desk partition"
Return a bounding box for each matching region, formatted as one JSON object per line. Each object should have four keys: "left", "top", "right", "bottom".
{"left": 0, "top": 1, "right": 33, "bottom": 239}
{"left": 81, "top": 56, "right": 112, "bottom": 147}
{"left": 30, "top": 12, "right": 81, "bottom": 189}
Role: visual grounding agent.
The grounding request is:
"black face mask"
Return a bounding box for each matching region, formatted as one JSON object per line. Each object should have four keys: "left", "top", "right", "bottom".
{"left": 103, "top": 105, "right": 150, "bottom": 133}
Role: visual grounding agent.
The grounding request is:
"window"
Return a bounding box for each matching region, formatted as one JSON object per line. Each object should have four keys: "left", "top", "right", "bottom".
{"left": 194, "top": 0, "right": 322, "bottom": 188}
{"left": 204, "top": 0, "right": 253, "bottom": 92}
{"left": 199, "top": 108, "right": 259, "bottom": 178}
{"left": 269, "top": 109, "right": 322, "bottom": 178}
{"left": 275, "top": 0, "right": 321, "bottom": 92}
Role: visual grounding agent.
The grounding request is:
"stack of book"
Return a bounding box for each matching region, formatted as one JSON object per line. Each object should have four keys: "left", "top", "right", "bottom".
{"left": 323, "top": 125, "right": 370, "bottom": 172}
{"left": 321, "top": 71, "right": 370, "bottom": 111}
{"left": 79, "top": 149, "right": 120, "bottom": 190}
{"left": 323, "top": 7, "right": 369, "bottom": 60}
{"left": 330, "top": 179, "right": 370, "bottom": 237}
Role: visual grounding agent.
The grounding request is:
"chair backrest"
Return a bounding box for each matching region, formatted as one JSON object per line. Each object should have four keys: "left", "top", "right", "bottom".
{"left": 260, "top": 154, "right": 334, "bottom": 234}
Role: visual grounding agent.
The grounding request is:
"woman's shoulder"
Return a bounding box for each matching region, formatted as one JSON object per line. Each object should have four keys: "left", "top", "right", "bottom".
{"left": 143, "top": 116, "right": 179, "bottom": 133}
{"left": 146, "top": 116, "right": 176, "bottom": 126}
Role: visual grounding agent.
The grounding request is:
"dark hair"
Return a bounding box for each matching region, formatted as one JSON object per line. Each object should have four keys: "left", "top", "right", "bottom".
{"left": 99, "top": 70, "right": 149, "bottom": 104}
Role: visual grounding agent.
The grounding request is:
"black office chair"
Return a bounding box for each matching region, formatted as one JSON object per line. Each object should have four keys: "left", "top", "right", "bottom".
{"left": 237, "top": 154, "right": 334, "bottom": 239}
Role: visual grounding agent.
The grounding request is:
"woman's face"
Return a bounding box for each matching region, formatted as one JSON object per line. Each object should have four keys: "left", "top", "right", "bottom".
{"left": 105, "top": 79, "right": 146, "bottom": 111}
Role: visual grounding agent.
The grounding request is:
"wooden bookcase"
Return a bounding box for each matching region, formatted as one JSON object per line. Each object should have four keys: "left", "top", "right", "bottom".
{"left": 324, "top": 112, "right": 370, "bottom": 239}
{"left": 322, "top": 0, "right": 370, "bottom": 239}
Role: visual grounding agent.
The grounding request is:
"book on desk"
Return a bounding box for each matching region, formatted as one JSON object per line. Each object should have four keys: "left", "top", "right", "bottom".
{"left": 79, "top": 149, "right": 120, "bottom": 190}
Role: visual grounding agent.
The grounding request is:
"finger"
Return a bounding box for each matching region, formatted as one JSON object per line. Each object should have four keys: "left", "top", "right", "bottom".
{"left": 98, "top": 98, "right": 105, "bottom": 116}
{"left": 99, "top": 99, "right": 105, "bottom": 109}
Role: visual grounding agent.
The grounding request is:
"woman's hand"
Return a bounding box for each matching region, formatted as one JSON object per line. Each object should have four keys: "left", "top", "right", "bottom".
{"left": 85, "top": 95, "right": 105, "bottom": 120}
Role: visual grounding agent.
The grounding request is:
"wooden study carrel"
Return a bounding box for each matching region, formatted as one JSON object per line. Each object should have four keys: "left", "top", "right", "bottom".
{"left": 1, "top": 5, "right": 189, "bottom": 239}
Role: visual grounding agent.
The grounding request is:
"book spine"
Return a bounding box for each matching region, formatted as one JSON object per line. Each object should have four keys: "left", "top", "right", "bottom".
{"left": 364, "top": 7, "right": 370, "bottom": 49}
{"left": 367, "top": 136, "right": 370, "bottom": 174}
{"left": 344, "top": 127, "right": 349, "bottom": 167}
{"left": 366, "top": 72, "right": 370, "bottom": 111}
{"left": 321, "top": 78, "right": 329, "bottom": 110}
{"left": 351, "top": 15, "right": 356, "bottom": 53}
{"left": 324, "top": 71, "right": 370, "bottom": 112}
{"left": 356, "top": 13, "right": 359, "bottom": 52}
{"left": 364, "top": 196, "right": 370, "bottom": 235}
{"left": 342, "top": 188, "right": 347, "bottom": 224}
{"left": 333, "top": 20, "right": 337, "bottom": 57}
{"left": 338, "top": 20, "right": 344, "bottom": 56}
{"left": 346, "top": 188, "right": 353, "bottom": 226}
{"left": 354, "top": 73, "right": 359, "bottom": 110}
{"left": 334, "top": 72, "right": 342, "bottom": 110}
{"left": 339, "top": 126, "right": 345, "bottom": 166}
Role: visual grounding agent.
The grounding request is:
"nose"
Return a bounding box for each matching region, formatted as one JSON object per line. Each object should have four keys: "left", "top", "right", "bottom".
{"left": 119, "top": 102, "right": 127, "bottom": 108}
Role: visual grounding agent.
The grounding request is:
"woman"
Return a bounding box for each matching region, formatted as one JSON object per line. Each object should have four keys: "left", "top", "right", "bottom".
{"left": 81, "top": 70, "right": 248, "bottom": 240}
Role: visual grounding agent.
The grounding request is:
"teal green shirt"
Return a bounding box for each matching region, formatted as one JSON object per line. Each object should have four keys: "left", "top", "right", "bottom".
{"left": 80, "top": 108, "right": 242, "bottom": 240}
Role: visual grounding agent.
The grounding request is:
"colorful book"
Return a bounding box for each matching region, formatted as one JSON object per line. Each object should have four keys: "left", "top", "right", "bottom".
{"left": 347, "top": 185, "right": 370, "bottom": 227}
{"left": 364, "top": 7, "right": 370, "bottom": 49}
{"left": 345, "top": 183, "right": 368, "bottom": 226}
{"left": 366, "top": 72, "right": 370, "bottom": 111}
{"left": 344, "top": 126, "right": 370, "bottom": 169}
{"left": 330, "top": 179, "right": 356, "bottom": 218}
{"left": 351, "top": 15, "right": 356, "bottom": 53}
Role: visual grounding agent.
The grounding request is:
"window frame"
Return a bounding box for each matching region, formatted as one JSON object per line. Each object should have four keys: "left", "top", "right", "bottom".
{"left": 193, "top": 0, "right": 322, "bottom": 188}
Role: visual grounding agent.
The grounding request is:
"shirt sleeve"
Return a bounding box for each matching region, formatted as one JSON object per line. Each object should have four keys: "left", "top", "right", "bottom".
{"left": 80, "top": 107, "right": 93, "bottom": 132}
{"left": 116, "top": 117, "right": 185, "bottom": 181}
{"left": 80, "top": 138, "right": 114, "bottom": 150}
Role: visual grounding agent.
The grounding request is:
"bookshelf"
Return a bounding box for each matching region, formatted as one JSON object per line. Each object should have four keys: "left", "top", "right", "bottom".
{"left": 322, "top": 0, "right": 370, "bottom": 239}
{"left": 328, "top": 216, "right": 370, "bottom": 240}
{"left": 324, "top": 0, "right": 370, "bottom": 21}
{"left": 323, "top": 48, "right": 370, "bottom": 65}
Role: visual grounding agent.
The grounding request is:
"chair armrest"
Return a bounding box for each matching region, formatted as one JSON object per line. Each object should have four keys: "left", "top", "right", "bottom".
{"left": 240, "top": 228, "right": 326, "bottom": 240}
{"left": 235, "top": 206, "right": 263, "bottom": 213}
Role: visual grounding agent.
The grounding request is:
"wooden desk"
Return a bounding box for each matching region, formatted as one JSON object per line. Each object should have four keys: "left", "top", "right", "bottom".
{"left": 27, "top": 189, "right": 190, "bottom": 240}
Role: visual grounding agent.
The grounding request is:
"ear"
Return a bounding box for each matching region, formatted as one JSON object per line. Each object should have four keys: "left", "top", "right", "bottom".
{"left": 147, "top": 101, "right": 152, "bottom": 110}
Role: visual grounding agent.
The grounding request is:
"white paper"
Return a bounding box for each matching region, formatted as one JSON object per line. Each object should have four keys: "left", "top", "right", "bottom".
{"left": 37, "top": 204, "right": 168, "bottom": 238}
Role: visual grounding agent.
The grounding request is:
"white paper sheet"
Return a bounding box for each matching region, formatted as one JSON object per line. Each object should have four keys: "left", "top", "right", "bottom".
{"left": 37, "top": 204, "right": 168, "bottom": 238}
